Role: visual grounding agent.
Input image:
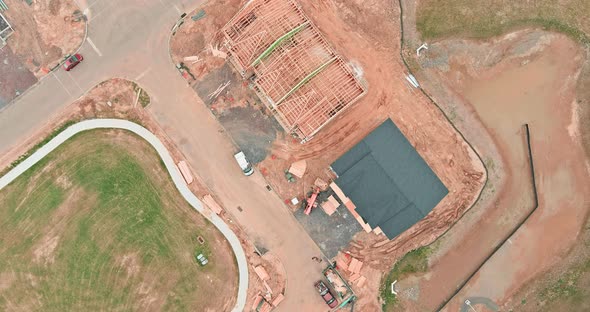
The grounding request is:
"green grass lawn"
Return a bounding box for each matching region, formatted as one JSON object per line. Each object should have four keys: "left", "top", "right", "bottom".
{"left": 0, "top": 130, "right": 237, "bottom": 311}
{"left": 380, "top": 246, "right": 431, "bottom": 311}
{"left": 416, "top": 0, "right": 590, "bottom": 44}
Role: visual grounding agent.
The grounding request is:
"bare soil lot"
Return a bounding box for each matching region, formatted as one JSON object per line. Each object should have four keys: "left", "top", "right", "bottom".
{"left": 3, "top": 0, "right": 85, "bottom": 75}
{"left": 0, "top": 0, "right": 85, "bottom": 105}
{"left": 0, "top": 129, "right": 238, "bottom": 311}
{"left": 0, "top": 47, "right": 36, "bottom": 108}
{"left": 394, "top": 24, "right": 590, "bottom": 312}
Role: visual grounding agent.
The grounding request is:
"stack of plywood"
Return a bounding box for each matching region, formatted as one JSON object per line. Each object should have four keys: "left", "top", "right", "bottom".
{"left": 177, "top": 161, "right": 194, "bottom": 184}
{"left": 288, "top": 160, "right": 307, "bottom": 178}
{"left": 254, "top": 265, "right": 270, "bottom": 281}
{"left": 347, "top": 257, "right": 368, "bottom": 288}
{"left": 330, "top": 182, "right": 349, "bottom": 202}
{"left": 330, "top": 182, "right": 375, "bottom": 233}
{"left": 202, "top": 194, "right": 223, "bottom": 215}
{"left": 271, "top": 293, "right": 284, "bottom": 307}
{"left": 348, "top": 258, "right": 363, "bottom": 275}
{"left": 321, "top": 195, "right": 339, "bottom": 216}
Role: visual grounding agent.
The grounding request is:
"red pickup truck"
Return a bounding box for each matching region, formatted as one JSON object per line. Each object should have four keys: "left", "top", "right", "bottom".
{"left": 315, "top": 280, "right": 338, "bottom": 308}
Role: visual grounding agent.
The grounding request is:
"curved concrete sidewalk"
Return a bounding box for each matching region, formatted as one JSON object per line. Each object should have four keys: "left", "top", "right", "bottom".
{"left": 0, "top": 119, "right": 248, "bottom": 312}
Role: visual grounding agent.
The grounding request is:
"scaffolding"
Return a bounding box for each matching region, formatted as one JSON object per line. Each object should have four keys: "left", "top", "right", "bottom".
{"left": 222, "top": 0, "right": 366, "bottom": 142}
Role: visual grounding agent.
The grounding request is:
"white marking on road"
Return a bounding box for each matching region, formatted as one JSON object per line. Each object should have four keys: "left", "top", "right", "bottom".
{"left": 88, "top": 1, "right": 117, "bottom": 22}
{"left": 52, "top": 73, "right": 73, "bottom": 97}
{"left": 86, "top": 37, "right": 103, "bottom": 57}
{"left": 135, "top": 67, "right": 152, "bottom": 81}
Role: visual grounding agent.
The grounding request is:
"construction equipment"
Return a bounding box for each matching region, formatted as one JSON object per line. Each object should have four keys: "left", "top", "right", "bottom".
{"left": 284, "top": 170, "right": 296, "bottom": 183}
{"left": 304, "top": 188, "right": 320, "bottom": 215}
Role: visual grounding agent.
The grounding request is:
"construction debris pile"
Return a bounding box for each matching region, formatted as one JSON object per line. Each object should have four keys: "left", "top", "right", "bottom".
{"left": 251, "top": 264, "right": 285, "bottom": 312}
{"left": 222, "top": 0, "right": 366, "bottom": 142}
{"left": 335, "top": 253, "right": 368, "bottom": 288}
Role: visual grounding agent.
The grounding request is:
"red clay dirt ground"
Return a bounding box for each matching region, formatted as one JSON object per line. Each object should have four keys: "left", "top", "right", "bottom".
{"left": 171, "top": 0, "right": 485, "bottom": 310}
{"left": 436, "top": 33, "right": 590, "bottom": 312}
{"left": 392, "top": 9, "right": 590, "bottom": 309}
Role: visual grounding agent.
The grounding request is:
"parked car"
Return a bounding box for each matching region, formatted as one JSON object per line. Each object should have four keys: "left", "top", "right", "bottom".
{"left": 315, "top": 280, "right": 338, "bottom": 308}
{"left": 234, "top": 151, "right": 254, "bottom": 176}
{"left": 63, "top": 53, "right": 83, "bottom": 71}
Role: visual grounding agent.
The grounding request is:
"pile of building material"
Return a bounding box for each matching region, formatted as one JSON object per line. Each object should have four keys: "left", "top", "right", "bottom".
{"left": 252, "top": 294, "right": 272, "bottom": 312}
{"left": 314, "top": 177, "right": 329, "bottom": 191}
{"left": 321, "top": 195, "right": 339, "bottom": 216}
{"left": 177, "top": 161, "right": 194, "bottom": 184}
{"left": 330, "top": 182, "right": 374, "bottom": 233}
{"left": 202, "top": 194, "right": 223, "bottom": 215}
{"left": 251, "top": 264, "right": 284, "bottom": 311}
{"left": 336, "top": 253, "right": 368, "bottom": 288}
{"left": 288, "top": 160, "right": 307, "bottom": 178}
{"left": 325, "top": 268, "right": 348, "bottom": 296}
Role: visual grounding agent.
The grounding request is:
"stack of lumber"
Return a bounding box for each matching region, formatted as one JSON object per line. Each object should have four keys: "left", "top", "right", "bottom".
{"left": 348, "top": 258, "right": 363, "bottom": 275}
{"left": 177, "top": 161, "right": 194, "bottom": 184}
{"left": 346, "top": 256, "right": 368, "bottom": 288}
{"left": 202, "top": 194, "right": 223, "bottom": 215}
{"left": 254, "top": 265, "right": 270, "bottom": 281}
{"left": 330, "top": 182, "right": 349, "bottom": 202}
{"left": 271, "top": 293, "right": 284, "bottom": 307}
{"left": 321, "top": 195, "right": 339, "bottom": 216}
{"left": 288, "top": 160, "right": 307, "bottom": 178}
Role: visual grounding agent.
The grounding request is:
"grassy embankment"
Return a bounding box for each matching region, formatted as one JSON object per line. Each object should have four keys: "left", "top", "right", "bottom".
{"left": 380, "top": 246, "right": 431, "bottom": 311}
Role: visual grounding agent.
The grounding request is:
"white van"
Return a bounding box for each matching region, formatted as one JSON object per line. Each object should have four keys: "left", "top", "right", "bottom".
{"left": 234, "top": 151, "right": 254, "bottom": 176}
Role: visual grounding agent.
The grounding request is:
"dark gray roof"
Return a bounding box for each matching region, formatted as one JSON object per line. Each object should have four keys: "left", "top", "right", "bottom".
{"left": 331, "top": 119, "right": 448, "bottom": 239}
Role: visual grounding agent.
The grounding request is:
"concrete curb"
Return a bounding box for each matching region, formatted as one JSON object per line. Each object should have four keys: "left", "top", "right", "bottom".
{"left": 0, "top": 119, "right": 248, "bottom": 312}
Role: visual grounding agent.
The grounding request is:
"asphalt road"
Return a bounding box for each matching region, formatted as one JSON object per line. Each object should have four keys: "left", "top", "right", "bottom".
{"left": 0, "top": 0, "right": 327, "bottom": 310}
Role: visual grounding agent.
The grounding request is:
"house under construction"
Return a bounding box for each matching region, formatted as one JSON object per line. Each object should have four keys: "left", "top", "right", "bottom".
{"left": 222, "top": 0, "right": 366, "bottom": 142}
